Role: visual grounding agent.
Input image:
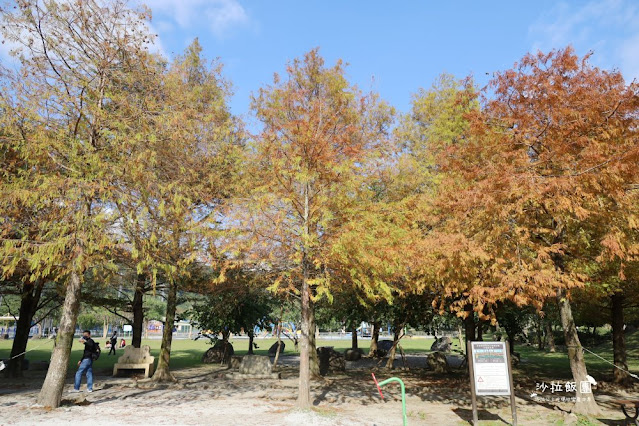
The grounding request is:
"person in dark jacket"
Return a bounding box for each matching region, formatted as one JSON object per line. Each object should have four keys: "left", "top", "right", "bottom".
{"left": 71, "top": 330, "right": 96, "bottom": 393}
{"left": 109, "top": 330, "right": 117, "bottom": 355}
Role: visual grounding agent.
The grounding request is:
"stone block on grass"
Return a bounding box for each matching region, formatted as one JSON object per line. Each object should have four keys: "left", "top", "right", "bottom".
{"left": 239, "top": 355, "right": 272, "bottom": 375}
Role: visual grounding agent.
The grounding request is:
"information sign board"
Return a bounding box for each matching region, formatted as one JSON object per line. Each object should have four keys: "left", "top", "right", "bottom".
{"left": 470, "top": 342, "right": 511, "bottom": 396}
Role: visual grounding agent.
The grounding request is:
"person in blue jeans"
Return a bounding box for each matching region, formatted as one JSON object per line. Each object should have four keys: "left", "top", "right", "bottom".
{"left": 71, "top": 330, "right": 96, "bottom": 393}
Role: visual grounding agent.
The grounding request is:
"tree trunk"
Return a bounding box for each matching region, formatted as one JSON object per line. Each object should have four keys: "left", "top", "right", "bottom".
{"left": 368, "top": 321, "right": 379, "bottom": 357}
{"left": 545, "top": 321, "right": 556, "bottom": 352}
{"left": 297, "top": 181, "right": 320, "bottom": 408}
{"left": 476, "top": 320, "right": 483, "bottom": 341}
{"left": 386, "top": 327, "right": 404, "bottom": 369}
{"left": 508, "top": 334, "right": 516, "bottom": 354}
{"left": 464, "top": 305, "right": 476, "bottom": 344}
{"left": 37, "top": 268, "right": 83, "bottom": 408}
{"left": 558, "top": 289, "right": 600, "bottom": 415}
{"left": 273, "top": 319, "right": 282, "bottom": 368}
{"left": 6, "top": 279, "right": 44, "bottom": 378}
{"left": 248, "top": 330, "right": 254, "bottom": 355}
{"left": 351, "top": 323, "right": 358, "bottom": 349}
{"left": 221, "top": 330, "right": 231, "bottom": 364}
{"left": 131, "top": 273, "right": 145, "bottom": 348}
{"left": 152, "top": 279, "right": 177, "bottom": 382}
{"left": 611, "top": 293, "right": 629, "bottom": 384}
{"left": 535, "top": 315, "right": 544, "bottom": 350}
{"left": 102, "top": 318, "right": 108, "bottom": 339}
{"left": 309, "top": 306, "right": 319, "bottom": 378}
{"left": 297, "top": 267, "right": 312, "bottom": 408}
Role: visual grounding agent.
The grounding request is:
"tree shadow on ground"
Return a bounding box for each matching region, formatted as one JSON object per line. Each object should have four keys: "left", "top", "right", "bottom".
{"left": 596, "top": 419, "right": 631, "bottom": 425}
{"left": 596, "top": 400, "right": 639, "bottom": 426}
{"left": 452, "top": 407, "right": 509, "bottom": 424}
{"left": 1, "top": 349, "right": 634, "bottom": 425}
{"left": 60, "top": 398, "right": 92, "bottom": 407}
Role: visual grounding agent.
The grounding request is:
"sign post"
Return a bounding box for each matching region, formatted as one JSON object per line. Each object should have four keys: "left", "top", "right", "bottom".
{"left": 467, "top": 341, "right": 517, "bottom": 425}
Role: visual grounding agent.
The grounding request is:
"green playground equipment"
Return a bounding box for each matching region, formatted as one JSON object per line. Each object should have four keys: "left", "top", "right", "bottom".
{"left": 372, "top": 373, "right": 408, "bottom": 426}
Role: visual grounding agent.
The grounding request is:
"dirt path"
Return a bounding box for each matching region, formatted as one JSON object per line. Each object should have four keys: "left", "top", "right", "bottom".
{"left": 0, "top": 356, "right": 634, "bottom": 425}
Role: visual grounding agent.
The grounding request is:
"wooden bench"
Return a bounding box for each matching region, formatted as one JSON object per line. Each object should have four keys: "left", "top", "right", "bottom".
{"left": 113, "top": 345, "right": 155, "bottom": 378}
{"left": 613, "top": 400, "right": 639, "bottom": 425}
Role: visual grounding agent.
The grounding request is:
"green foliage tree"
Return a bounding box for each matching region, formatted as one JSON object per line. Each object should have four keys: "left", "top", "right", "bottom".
{"left": 112, "top": 38, "right": 242, "bottom": 382}
{"left": 0, "top": 277, "right": 62, "bottom": 377}
{"left": 384, "top": 292, "right": 434, "bottom": 368}
{"left": 76, "top": 312, "right": 101, "bottom": 332}
{"left": 191, "top": 274, "right": 275, "bottom": 356}
{"left": 494, "top": 301, "right": 535, "bottom": 353}
{"left": 395, "top": 73, "right": 478, "bottom": 196}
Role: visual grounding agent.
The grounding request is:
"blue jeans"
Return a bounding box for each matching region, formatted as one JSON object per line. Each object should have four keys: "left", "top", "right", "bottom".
{"left": 74, "top": 358, "right": 93, "bottom": 391}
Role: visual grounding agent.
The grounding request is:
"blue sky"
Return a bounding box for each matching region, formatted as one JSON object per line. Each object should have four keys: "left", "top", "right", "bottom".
{"left": 144, "top": 0, "right": 639, "bottom": 120}
{"left": 7, "top": 1, "right": 639, "bottom": 120}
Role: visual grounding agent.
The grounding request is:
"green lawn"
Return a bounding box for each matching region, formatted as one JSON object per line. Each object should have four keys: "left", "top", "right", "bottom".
{"left": 513, "top": 331, "right": 639, "bottom": 381}
{"left": 0, "top": 335, "right": 439, "bottom": 373}
{"left": 0, "top": 338, "right": 214, "bottom": 373}
{"left": 1, "top": 332, "right": 636, "bottom": 382}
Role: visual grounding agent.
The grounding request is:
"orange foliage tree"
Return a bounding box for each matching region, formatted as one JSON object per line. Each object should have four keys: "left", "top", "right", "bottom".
{"left": 431, "top": 47, "right": 639, "bottom": 415}
{"left": 247, "top": 49, "right": 393, "bottom": 408}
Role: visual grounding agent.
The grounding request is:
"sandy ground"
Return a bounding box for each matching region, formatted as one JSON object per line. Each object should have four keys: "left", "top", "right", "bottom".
{"left": 0, "top": 354, "right": 635, "bottom": 425}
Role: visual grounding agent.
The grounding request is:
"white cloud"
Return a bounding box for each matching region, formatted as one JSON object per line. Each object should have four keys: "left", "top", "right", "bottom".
{"left": 529, "top": 0, "right": 639, "bottom": 81}
{"left": 149, "top": 0, "right": 250, "bottom": 39}
{"left": 205, "top": 0, "right": 249, "bottom": 38}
